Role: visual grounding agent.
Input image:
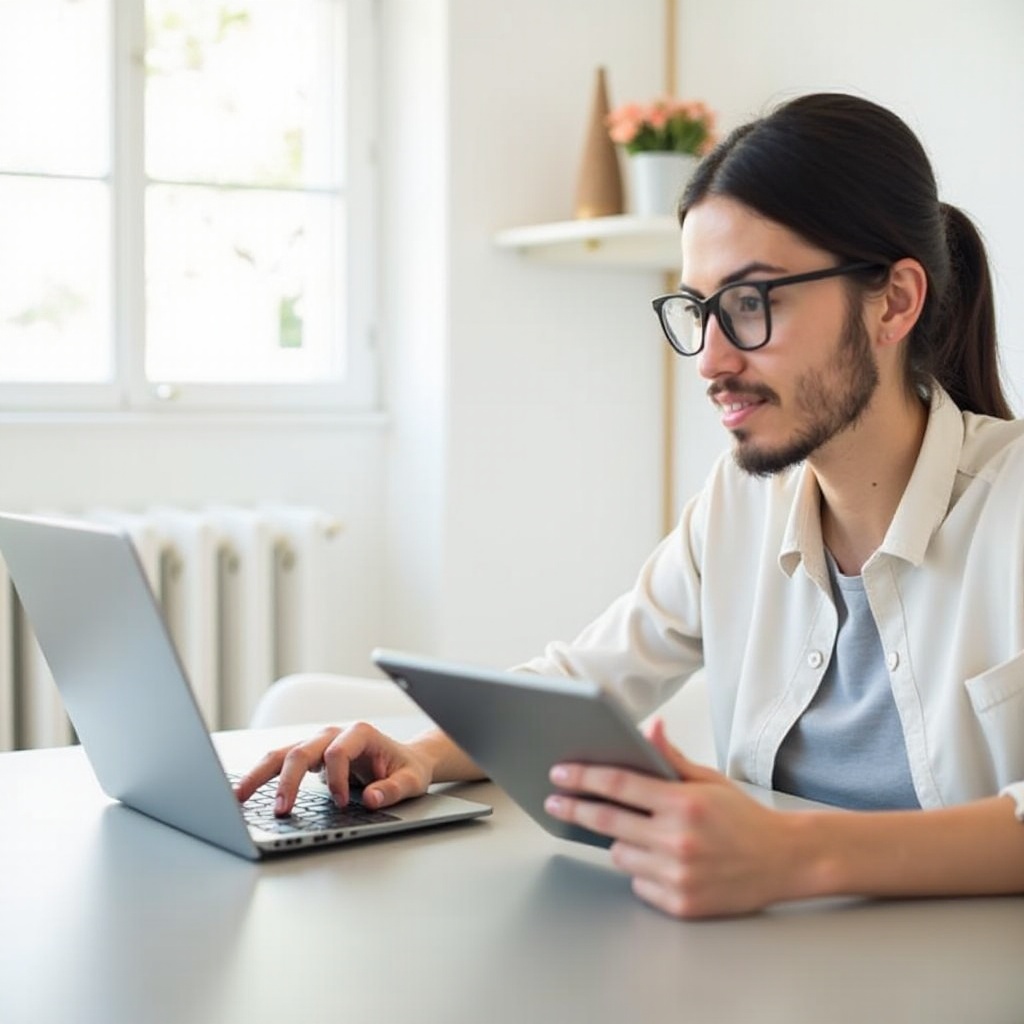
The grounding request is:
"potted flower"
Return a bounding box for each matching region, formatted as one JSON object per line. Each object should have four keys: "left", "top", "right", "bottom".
{"left": 606, "top": 98, "right": 717, "bottom": 216}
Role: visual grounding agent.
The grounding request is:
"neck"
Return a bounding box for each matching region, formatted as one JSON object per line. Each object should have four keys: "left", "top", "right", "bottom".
{"left": 811, "top": 386, "right": 929, "bottom": 575}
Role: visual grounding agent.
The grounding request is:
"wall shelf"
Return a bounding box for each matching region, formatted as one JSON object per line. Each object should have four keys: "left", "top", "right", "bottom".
{"left": 494, "top": 214, "right": 680, "bottom": 272}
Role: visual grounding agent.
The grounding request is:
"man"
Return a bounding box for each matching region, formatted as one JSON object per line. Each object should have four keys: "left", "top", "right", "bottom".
{"left": 237, "top": 94, "right": 1024, "bottom": 918}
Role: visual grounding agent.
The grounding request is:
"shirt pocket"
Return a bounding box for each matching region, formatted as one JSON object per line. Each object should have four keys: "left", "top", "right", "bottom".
{"left": 964, "top": 652, "right": 1024, "bottom": 786}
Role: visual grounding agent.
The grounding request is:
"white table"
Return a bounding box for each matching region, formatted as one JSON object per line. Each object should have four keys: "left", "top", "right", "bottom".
{"left": 1, "top": 726, "right": 1022, "bottom": 1024}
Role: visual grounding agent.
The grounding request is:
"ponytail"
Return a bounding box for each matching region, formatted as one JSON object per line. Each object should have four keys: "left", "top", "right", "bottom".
{"left": 912, "top": 205, "right": 1012, "bottom": 419}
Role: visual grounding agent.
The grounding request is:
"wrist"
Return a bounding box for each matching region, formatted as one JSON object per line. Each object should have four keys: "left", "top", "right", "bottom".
{"left": 780, "top": 809, "right": 852, "bottom": 901}
{"left": 408, "top": 726, "right": 481, "bottom": 784}
{"left": 406, "top": 731, "right": 444, "bottom": 782}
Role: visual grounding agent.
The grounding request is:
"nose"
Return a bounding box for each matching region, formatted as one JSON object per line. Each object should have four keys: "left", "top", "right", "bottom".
{"left": 697, "top": 313, "right": 745, "bottom": 382}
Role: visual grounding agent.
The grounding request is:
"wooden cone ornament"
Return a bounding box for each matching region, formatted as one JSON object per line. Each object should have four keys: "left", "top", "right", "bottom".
{"left": 573, "top": 66, "right": 624, "bottom": 219}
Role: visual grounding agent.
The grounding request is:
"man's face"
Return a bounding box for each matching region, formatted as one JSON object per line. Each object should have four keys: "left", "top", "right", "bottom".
{"left": 680, "top": 196, "right": 879, "bottom": 477}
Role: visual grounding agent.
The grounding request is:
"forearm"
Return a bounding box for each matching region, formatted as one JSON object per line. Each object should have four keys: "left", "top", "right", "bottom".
{"left": 791, "top": 794, "right": 1024, "bottom": 901}
{"left": 408, "top": 726, "right": 486, "bottom": 784}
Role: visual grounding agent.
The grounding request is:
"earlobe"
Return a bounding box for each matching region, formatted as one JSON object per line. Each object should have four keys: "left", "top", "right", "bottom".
{"left": 880, "top": 258, "right": 927, "bottom": 346}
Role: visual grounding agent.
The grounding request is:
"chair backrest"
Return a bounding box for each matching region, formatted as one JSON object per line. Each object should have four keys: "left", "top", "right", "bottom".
{"left": 249, "top": 672, "right": 419, "bottom": 729}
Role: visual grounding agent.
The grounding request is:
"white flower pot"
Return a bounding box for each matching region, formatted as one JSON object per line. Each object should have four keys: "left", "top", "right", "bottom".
{"left": 628, "top": 152, "right": 700, "bottom": 218}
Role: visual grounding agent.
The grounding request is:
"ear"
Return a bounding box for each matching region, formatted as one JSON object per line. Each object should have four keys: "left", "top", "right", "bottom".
{"left": 877, "top": 258, "right": 927, "bottom": 348}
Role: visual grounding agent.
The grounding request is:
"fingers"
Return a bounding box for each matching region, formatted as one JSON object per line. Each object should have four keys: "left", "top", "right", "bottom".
{"left": 339, "top": 723, "right": 433, "bottom": 809}
{"left": 234, "top": 722, "right": 433, "bottom": 816}
{"left": 630, "top": 871, "right": 712, "bottom": 920}
{"left": 233, "top": 726, "right": 342, "bottom": 814}
{"left": 360, "top": 765, "right": 427, "bottom": 809}
{"left": 546, "top": 753, "right": 783, "bottom": 918}
{"left": 544, "top": 760, "right": 671, "bottom": 848}
{"left": 544, "top": 779, "right": 729, "bottom": 918}
{"left": 548, "top": 760, "right": 680, "bottom": 816}
{"left": 543, "top": 744, "right": 728, "bottom": 847}
{"left": 232, "top": 748, "right": 292, "bottom": 803}
{"left": 610, "top": 842, "right": 706, "bottom": 919}
{"left": 277, "top": 731, "right": 343, "bottom": 813}
{"left": 544, "top": 789, "right": 656, "bottom": 847}
{"left": 644, "top": 717, "right": 721, "bottom": 784}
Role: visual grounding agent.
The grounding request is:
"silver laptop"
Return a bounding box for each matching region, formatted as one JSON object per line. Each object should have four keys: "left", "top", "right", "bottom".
{"left": 0, "top": 511, "right": 490, "bottom": 860}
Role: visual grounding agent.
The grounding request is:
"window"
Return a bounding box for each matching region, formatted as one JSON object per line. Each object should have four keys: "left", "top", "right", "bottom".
{"left": 0, "top": 0, "right": 377, "bottom": 412}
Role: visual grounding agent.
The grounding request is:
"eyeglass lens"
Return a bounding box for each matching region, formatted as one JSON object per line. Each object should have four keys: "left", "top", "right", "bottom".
{"left": 662, "top": 283, "right": 770, "bottom": 354}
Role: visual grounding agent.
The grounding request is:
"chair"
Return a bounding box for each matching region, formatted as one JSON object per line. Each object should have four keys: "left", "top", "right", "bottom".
{"left": 248, "top": 672, "right": 419, "bottom": 729}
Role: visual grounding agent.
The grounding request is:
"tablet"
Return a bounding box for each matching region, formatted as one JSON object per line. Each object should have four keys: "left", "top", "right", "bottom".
{"left": 372, "top": 648, "right": 678, "bottom": 848}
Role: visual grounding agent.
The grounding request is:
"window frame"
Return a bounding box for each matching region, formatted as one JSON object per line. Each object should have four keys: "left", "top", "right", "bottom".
{"left": 0, "top": 0, "right": 378, "bottom": 415}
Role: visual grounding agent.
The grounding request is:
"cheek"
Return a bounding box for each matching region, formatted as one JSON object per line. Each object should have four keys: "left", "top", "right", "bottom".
{"left": 768, "top": 304, "right": 846, "bottom": 370}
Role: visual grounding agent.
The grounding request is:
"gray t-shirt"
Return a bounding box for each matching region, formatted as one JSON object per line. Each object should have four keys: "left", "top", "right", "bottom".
{"left": 772, "top": 553, "right": 920, "bottom": 810}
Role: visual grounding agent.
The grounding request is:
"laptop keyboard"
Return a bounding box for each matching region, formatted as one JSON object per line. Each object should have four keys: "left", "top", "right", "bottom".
{"left": 230, "top": 775, "right": 399, "bottom": 835}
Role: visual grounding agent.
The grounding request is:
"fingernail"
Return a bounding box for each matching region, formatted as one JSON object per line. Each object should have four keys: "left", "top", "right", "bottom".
{"left": 274, "top": 794, "right": 287, "bottom": 815}
{"left": 550, "top": 765, "right": 569, "bottom": 783}
{"left": 545, "top": 795, "right": 565, "bottom": 813}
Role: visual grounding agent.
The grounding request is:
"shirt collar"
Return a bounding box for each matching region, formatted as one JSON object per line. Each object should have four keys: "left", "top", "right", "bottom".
{"left": 779, "top": 385, "right": 963, "bottom": 577}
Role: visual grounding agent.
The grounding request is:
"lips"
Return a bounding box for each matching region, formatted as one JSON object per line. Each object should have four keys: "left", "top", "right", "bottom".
{"left": 719, "top": 398, "right": 760, "bottom": 414}
{"left": 707, "top": 382, "right": 777, "bottom": 431}
{"left": 717, "top": 396, "right": 763, "bottom": 430}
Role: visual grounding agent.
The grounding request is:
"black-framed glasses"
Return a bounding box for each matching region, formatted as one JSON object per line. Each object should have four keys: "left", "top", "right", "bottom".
{"left": 651, "top": 261, "right": 884, "bottom": 357}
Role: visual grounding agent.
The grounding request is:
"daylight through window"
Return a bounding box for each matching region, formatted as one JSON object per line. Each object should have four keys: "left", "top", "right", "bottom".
{"left": 0, "top": 0, "right": 376, "bottom": 411}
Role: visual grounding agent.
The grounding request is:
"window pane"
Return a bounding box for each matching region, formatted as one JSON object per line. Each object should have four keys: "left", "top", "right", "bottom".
{"left": 145, "top": 0, "right": 343, "bottom": 189}
{"left": 0, "top": 178, "right": 112, "bottom": 382}
{"left": 145, "top": 184, "right": 345, "bottom": 383}
{"left": 0, "top": 0, "right": 110, "bottom": 176}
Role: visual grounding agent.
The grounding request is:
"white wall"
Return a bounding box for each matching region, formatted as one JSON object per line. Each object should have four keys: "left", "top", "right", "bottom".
{"left": 672, "top": 0, "right": 1024, "bottom": 507}
{"left": 4, "top": 1, "right": 1020, "bottom": 683}
{"left": 379, "top": 0, "right": 670, "bottom": 669}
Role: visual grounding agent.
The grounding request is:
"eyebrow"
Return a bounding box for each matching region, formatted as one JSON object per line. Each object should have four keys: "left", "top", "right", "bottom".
{"left": 678, "top": 260, "right": 789, "bottom": 296}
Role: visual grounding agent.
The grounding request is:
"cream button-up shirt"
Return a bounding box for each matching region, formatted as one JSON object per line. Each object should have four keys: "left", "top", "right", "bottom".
{"left": 517, "top": 386, "right": 1024, "bottom": 816}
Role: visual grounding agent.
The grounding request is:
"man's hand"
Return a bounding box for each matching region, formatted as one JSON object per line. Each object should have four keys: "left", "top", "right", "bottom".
{"left": 543, "top": 717, "right": 807, "bottom": 918}
{"left": 234, "top": 722, "right": 435, "bottom": 815}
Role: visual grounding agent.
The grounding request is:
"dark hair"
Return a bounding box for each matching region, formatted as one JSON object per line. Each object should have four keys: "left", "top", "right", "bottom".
{"left": 679, "top": 93, "right": 1012, "bottom": 420}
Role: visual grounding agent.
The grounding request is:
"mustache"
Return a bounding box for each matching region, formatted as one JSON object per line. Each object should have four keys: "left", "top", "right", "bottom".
{"left": 706, "top": 378, "right": 780, "bottom": 405}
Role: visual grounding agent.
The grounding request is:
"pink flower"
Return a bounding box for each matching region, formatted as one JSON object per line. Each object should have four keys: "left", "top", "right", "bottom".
{"left": 644, "top": 100, "right": 669, "bottom": 129}
{"left": 606, "top": 96, "right": 718, "bottom": 155}
{"left": 605, "top": 103, "right": 645, "bottom": 144}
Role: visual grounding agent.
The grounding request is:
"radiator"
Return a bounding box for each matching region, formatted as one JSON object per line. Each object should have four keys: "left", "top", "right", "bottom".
{"left": 0, "top": 505, "right": 343, "bottom": 751}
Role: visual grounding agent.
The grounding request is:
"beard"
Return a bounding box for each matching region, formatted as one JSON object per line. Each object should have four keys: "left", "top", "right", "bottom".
{"left": 718, "top": 307, "right": 880, "bottom": 478}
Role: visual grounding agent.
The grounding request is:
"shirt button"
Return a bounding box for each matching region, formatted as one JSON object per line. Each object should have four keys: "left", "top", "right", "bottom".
{"left": 807, "top": 650, "right": 824, "bottom": 669}
{"left": 887, "top": 651, "right": 900, "bottom": 671}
